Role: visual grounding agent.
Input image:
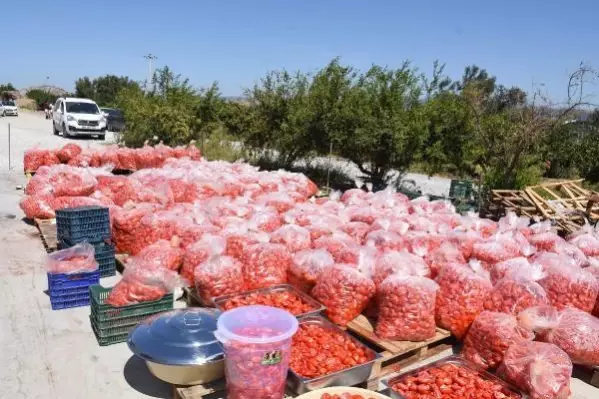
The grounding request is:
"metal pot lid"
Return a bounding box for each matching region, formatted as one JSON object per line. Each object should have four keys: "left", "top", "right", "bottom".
{"left": 127, "top": 308, "right": 223, "bottom": 366}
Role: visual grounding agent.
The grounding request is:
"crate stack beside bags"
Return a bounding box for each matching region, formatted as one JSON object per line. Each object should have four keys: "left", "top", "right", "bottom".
{"left": 57, "top": 206, "right": 116, "bottom": 277}
{"left": 47, "top": 206, "right": 113, "bottom": 310}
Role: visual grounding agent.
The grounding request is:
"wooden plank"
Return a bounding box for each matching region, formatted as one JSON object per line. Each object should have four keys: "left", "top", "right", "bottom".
{"left": 173, "top": 376, "right": 383, "bottom": 399}
{"left": 35, "top": 218, "right": 58, "bottom": 252}
{"left": 174, "top": 380, "right": 227, "bottom": 399}
{"left": 525, "top": 188, "right": 552, "bottom": 218}
{"left": 347, "top": 315, "right": 451, "bottom": 356}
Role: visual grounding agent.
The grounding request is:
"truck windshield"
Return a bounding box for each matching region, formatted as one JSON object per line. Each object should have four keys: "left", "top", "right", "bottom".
{"left": 66, "top": 102, "right": 99, "bottom": 114}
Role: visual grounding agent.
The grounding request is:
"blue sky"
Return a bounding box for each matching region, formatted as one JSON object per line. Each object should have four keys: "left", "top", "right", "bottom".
{"left": 2, "top": 0, "right": 598, "bottom": 101}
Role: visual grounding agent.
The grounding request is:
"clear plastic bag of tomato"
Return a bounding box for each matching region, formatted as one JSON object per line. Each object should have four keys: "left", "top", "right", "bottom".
{"left": 313, "top": 233, "right": 358, "bottom": 263}
{"left": 448, "top": 229, "right": 484, "bottom": 259}
{"left": 567, "top": 224, "right": 599, "bottom": 257}
{"left": 19, "top": 195, "right": 56, "bottom": 219}
{"left": 24, "top": 147, "right": 60, "bottom": 172}
{"left": 552, "top": 240, "right": 588, "bottom": 268}
{"left": 194, "top": 255, "right": 245, "bottom": 305}
{"left": 46, "top": 242, "right": 98, "bottom": 274}
{"left": 423, "top": 242, "right": 466, "bottom": 278}
{"left": 483, "top": 265, "right": 550, "bottom": 315}
{"left": 373, "top": 251, "right": 430, "bottom": 288}
{"left": 435, "top": 262, "right": 492, "bottom": 339}
{"left": 472, "top": 233, "right": 522, "bottom": 267}
{"left": 112, "top": 203, "right": 162, "bottom": 255}
{"left": 129, "top": 238, "right": 184, "bottom": 271}
{"left": 270, "top": 224, "right": 311, "bottom": 253}
{"left": 376, "top": 275, "right": 439, "bottom": 341}
{"left": 538, "top": 262, "right": 598, "bottom": 312}
{"left": 364, "top": 229, "right": 406, "bottom": 252}
{"left": 56, "top": 143, "right": 82, "bottom": 163}
{"left": 340, "top": 221, "right": 371, "bottom": 244}
{"left": 498, "top": 341, "right": 572, "bottom": 399}
{"left": 462, "top": 311, "right": 535, "bottom": 370}
{"left": 215, "top": 305, "right": 298, "bottom": 399}
{"left": 311, "top": 264, "right": 375, "bottom": 326}
{"left": 490, "top": 257, "right": 531, "bottom": 285}
{"left": 588, "top": 266, "right": 599, "bottom": 317}
{"left": 180, "top": 235, "right": 227, "bottom": 286}
{"left": 288, "top": 249, "right": 334, "bottom": 293}
{"left": 242, "top": 243, "right": 292, "bottom": 290}
{"left": 222, "top": 224, "right": 266, "bottom": 260}
{"left": 105, "top": 261, "right": 185, "bottom": 307}
{"left": 519, "top": 306, "right": 599, "bottom": 366}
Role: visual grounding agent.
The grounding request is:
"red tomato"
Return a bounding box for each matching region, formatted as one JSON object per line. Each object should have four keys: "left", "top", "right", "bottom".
{"left": 290, "top": 324, "right": 374, "bottom": 379}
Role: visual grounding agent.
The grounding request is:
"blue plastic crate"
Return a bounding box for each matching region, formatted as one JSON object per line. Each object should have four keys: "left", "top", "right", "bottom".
{"left": 94, "top": 242, "right": 116, "bottom": 277}
{"left": 56, "top": 206, "right": 111, "bottom": 245}
{"left": 98, "top": 257, "right": 116, "bottom": 278}
{"left": 47, "top": 270, "right": 100, "bottom": 297}
{"left": 51, "top": 292, "right": 91, "bottom": 310}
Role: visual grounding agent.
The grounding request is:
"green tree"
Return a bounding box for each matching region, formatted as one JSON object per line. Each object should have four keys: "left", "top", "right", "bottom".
{"left": 75, "top": 75, "right": 139, "bottom": 106}
{"left": 75, "top": 77, "right": 95, "bottom": 99}
{"left": 117, "top": 66, "right": 224, "bottom": 148}
{"left": 323, "top": 61, "right": 428, "bottom": 185}
{"left": 241, "top": 69, "right": 314, "bottom": 168}
{"left": 26, "top": 89, "right": 58, "bottom": 108}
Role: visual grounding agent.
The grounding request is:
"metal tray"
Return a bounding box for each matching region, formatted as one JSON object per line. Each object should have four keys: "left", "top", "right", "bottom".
{"left": 385, "top": 355, "right": 523, "bottom": 399}
{"left": 213, "top": 284, "right": 325, "bottom": 319}
{"left": 287, "top": 315, "right": 382, "bottom": 395}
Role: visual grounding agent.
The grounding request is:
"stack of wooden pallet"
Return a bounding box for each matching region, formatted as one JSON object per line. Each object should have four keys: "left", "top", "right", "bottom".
{"left": 491, "top": 179, "right": 599, "bottom": 234}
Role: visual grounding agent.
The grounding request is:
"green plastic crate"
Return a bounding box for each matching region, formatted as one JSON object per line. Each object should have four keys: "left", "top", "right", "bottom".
{"left": 90, "top": 316, "right": 129, "bottom": 346}
{"left": 89, "top": 285, "right": 173, "bottom": 323}
{"left": 449, "top": 180, "right": 473, "bottom": 200}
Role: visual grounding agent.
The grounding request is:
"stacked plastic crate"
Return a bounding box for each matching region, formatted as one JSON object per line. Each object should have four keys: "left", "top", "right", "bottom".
{"left": 89, "top": 285, "right": 174, "bottom": 345}
{"left": 47, "top": 260, "right": 100, "bottom": 310}
{"left": 56, "top": 206, "right": 116, "bottom": 278}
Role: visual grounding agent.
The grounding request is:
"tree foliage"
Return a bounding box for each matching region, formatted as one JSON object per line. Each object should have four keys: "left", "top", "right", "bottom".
{"left": 117, "top": 67, "right": 225, "bottom": 148}
{"left": 108, "top": 58, "right": 598, "bottom": 191}
{"left": 26, "top": 89, "right": 58, "bottom": 108}
{"left": 75, "top": 75, "right": 140, "bottom": 106}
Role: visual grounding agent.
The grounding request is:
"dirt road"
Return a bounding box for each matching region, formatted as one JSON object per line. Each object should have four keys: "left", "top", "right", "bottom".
{"left": 0, "top": 110, "right": 116, "bottom": 172}
{"left": 0, "top": 111, "right": 172, "bottom": 398}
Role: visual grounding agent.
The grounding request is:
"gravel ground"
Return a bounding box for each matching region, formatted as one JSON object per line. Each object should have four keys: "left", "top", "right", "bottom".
{"left": 0, "top": 111, "right": 597, "bottom": 399}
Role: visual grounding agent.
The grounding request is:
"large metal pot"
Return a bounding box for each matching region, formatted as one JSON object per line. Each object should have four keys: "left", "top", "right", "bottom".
{"left": 128, "top": 308, "right": 224, "bottom": 385}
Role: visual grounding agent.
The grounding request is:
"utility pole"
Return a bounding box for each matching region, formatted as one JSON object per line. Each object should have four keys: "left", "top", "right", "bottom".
{"left": 143, "top": 53, "right": 158, "bottom": 91}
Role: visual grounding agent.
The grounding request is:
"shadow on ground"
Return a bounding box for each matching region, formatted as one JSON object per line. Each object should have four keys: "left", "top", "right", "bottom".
{"left": 123, "top": 355, "right": 172, "bottom": 398}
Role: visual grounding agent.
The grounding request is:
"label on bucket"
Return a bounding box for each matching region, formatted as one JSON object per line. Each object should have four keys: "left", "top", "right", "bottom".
{"left": 261, "top": 350, "right": 282, "bottom": 366}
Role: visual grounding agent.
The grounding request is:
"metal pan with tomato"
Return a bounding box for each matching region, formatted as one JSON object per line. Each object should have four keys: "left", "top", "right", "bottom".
{"left": 288, "top": 315, "right": 382, "bottom": 394}
{"left": 213, "top": 284, "right": 326, "bottom": 319}
{"left": 386, "top": 355, "right": 523, "bottom": 399}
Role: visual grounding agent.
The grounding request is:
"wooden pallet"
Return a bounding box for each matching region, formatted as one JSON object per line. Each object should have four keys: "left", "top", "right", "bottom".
{"left": 115, "top": 254, "right": 128, "bottom": 274}
{"left": 491, "top": 179, "right": 599, "bottom": 234}
{"left": 34, "top": 218, "right": 57, "bottom": 252}
{"left": 172, "top": 377, "right": 380, "bottom": 399}
{"left": 347, "top": 315, "right": 453, "bottom": 380}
